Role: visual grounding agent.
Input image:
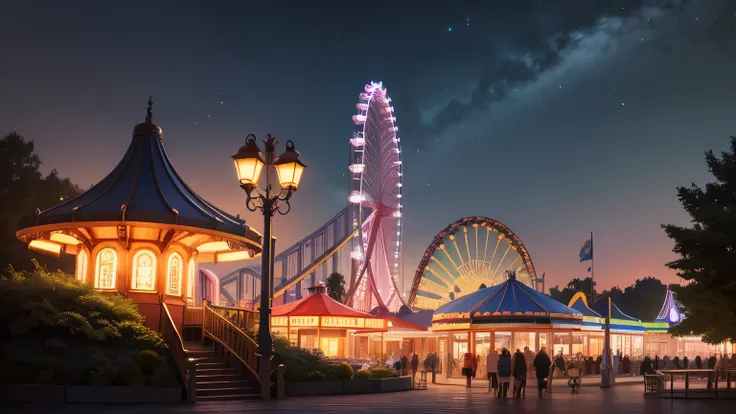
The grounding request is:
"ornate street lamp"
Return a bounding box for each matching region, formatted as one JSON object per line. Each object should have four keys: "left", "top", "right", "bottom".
{"left": 232, "top": 134, "right": 306, "bottom": 399}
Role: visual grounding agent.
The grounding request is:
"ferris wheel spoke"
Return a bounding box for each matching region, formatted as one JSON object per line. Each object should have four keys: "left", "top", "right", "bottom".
{"left": 490, "top": 243, "right": 513, "bottom": 282}
{"left": 429, "top": 256, "right": 457, "bottom": 288}
{"left": 482, "top": 224, "right": 491, "bottom": 263}
{"left": 423, "top": 268, "right": 452, "bottom": 291}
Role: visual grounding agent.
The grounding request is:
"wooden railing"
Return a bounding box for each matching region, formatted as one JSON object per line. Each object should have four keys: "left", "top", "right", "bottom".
{"left": 183, "top": 306, "right": 203, "bottom": 327}
{"left": 207, "top": 302, "right": 259, "bottom": 334}
{"left": 203, "top": 300, "right": 259, "bottom": 377}
{"left": 160, "top": 302, "right": 196, "bottom": 401}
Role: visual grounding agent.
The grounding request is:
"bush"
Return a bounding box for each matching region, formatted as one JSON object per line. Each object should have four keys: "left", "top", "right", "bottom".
{"left": 135, "top": 350, "right": 161, "bottom": 376}
{"left": 368, "top": 368, "right": 399, "bottom": 379}
{"left": 332, "top": 362, "right": 354, "bottom": 380}
{"left": 352, "top": 369, "right": 371, "bottom": 380}
{"left": 0, "top": 264, "right": 174, "bottom": 386}
{"left": 305, "top": 371, "right": 327, "bottom": 381}
{"left": 117, "top": 362, "right": 146, "bottom": 386}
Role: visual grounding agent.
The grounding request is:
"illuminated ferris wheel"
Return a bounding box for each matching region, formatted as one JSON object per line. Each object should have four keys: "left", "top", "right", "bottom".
{"left": 345, "top": 81, "right": 404, "bottom": 312}
{"left": 408, "top": 216, "right": 539, "bottom": 311}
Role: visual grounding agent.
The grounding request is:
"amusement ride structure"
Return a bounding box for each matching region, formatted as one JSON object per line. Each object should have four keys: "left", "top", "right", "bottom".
{"left": 216, "top": 82, "right": 542, "bottom": 312}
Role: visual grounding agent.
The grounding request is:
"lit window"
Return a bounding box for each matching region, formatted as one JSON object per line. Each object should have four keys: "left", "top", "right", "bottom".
{"left": 76, "top": 250, "right": 88, "bottom": 282}
{"left": 187, "top": 259, "right": 195, "bottom": 299}
{"left": 95, "top": 248, "right": 118, "bottom": 289}
{"left": 167, "top": 252, "right": 183, "bottom": 296}
{"left": 132, "top": 250, "right": 157, "bottom": 291}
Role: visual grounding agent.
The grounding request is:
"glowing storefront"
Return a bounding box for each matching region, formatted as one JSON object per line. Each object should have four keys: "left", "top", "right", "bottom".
{"left": 271, "top": 284, "right": 387, "bottom": 358}
{"left": 15, "top": 102, "right": 262, "bottom": 331}
{"left": 430, "top": 274, "right": 583, "bottom": 377}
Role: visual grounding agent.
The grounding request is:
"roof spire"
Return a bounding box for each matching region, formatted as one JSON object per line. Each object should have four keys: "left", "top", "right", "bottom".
{"left": 146, "top": 97, "right": 153, "bottom": 123}
{"left": 132, "top": 96, "right": 163, "bottom": 138}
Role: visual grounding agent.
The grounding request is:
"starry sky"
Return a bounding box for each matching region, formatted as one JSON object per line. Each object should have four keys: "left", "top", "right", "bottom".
{"left": 1, "top": 0, "right": 735, "bottom": 293}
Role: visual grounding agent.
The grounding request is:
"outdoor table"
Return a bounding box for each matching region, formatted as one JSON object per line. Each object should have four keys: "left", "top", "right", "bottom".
{"left": 660, "top": 369, "right": 715, "bottom": 398}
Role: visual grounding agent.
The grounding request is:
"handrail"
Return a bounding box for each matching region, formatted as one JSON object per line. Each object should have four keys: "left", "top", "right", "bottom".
{"left": 160, "top": 302, "right": 192, "bottom": 397}
{"left": 207, "top": 302, "right": 259, "bottom": 334}
{"left": 202, "top": 300, "right": 259, "bottom": 377}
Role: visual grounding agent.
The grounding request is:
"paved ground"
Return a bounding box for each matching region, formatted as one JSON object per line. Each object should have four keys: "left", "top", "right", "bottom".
{"left": 438, "top": 374, "right": 644, "bottom": 388}
{"left": 8, "top": 384, "right": 736, "bottom": 414}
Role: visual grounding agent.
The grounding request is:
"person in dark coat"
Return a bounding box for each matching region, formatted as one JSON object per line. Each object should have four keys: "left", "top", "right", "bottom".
{"left": 673, "top": 356, "right": 681, "bottom": 369}
{"left": 695, "top": 355, "right": 702, "bottom": 369}
{"left": 497, "top": 349, "right": 512, "bottom": 398}
{"left": 401, "top": 355, "right": 409, "bottom": 375}
{"left": 640, "top": 356, "right": 656, "bottom": 376}
{"left": 410, "top": 353, "right": 419, "bottom": 381}
{"left": 683, "top": 356, "right": 689, "bottom": 369}
{"left": 533, "top": 348, "right": 552, "bottom": 399}
{"left": 394, "top": 357, "right": 402, "bottom": 373}
{"left": 512, "top": 350, "right": 527, "bottom": 399}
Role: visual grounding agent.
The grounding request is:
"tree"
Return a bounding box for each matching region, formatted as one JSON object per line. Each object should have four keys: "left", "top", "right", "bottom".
{"left": 325, "top": 272, "right": 346, "bottom": 302}
{"left": 549, "top": 277, "right": 598, "bottom": 307}
{"left": 662, "top": 136, "right": 736, "bottom": 344}
{"left": 0, "top": 132, "right": 83, "bottom": 272}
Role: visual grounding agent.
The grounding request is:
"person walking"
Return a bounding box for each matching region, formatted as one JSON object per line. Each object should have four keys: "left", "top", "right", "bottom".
{"left": 462, "top": 352, "right": 476, "bottom": 388}
{"left": 410, "top": 353, "right": 419, "bottom": 383}
{"left": 533, "top": 347, "right": 552, "bottom": 399}
{"left": 486, "top": 348, "right": 500, "bottom": 396}
{"left": 512, "top": 349, "right": 527, "bottom": 398}
{"left": 497, "top": 348, "right": 512, "bottom": 398}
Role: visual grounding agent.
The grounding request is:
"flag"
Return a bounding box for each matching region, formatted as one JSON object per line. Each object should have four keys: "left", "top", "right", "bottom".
{"left": 579, "top": 238, "right": 593, "bottom": 262}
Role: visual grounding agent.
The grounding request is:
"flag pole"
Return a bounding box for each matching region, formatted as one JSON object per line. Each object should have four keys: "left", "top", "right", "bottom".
{"left": 590, "top": 231, "right": 595, "bottom": 306}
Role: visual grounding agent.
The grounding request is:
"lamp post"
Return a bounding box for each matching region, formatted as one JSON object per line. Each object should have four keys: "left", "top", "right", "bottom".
{"left": 232, "top": 134, "right": 306, "bottom": 400}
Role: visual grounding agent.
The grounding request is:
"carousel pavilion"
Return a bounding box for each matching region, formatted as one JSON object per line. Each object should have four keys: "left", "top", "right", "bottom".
{"left": 15, "top": 101, "right": 262, "bottom": 330}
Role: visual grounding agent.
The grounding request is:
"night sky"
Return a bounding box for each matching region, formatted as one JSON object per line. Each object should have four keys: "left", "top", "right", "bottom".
{"left": 1, "top": 0, "right": 735, "bottom": 292}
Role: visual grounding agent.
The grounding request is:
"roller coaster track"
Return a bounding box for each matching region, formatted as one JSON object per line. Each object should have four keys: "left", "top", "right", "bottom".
{"left": 219, "top": 207, "right": 353, "bottom": 307}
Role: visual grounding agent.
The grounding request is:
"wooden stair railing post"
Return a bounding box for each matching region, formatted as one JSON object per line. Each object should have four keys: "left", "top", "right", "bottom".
{"left": 187, "top": 358, "right": 197, "bottom": 403}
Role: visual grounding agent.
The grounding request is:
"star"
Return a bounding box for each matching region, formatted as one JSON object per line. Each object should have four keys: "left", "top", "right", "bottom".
{"left": 448, "top": 27, "right": 452, "bottom": 32}
{"left": 621, "top": 102, "right": 625, "bottom": 106}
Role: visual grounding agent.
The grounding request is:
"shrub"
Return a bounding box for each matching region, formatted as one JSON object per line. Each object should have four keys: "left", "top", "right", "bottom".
{"left": 151, "top": 366, "right": 179, "bottom": 386}
{"left": 117, "top": 363, "right": 146, "bottom": 386}
{"left": 83, "top": 360, "right": 117, "bottom": 386}
{"left": 305, "top": 371, "right": 327, "bottom": 381}
{"left": 135, "top": 350, "right": 161, "bottom": 376}
{"left": 332, "top": 362, "right": 354, "bottom": 380}
{"left": 368, "top": 368, "right": 399, "bottom": 379}
{"left": 352, "top": 369, "right": 371, "bottom": 380}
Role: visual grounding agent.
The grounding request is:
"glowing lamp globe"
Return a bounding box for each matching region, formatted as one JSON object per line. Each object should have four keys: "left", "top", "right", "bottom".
{"left": 273, "top": 140, "right": 306, "bottom": 191}
{"left": 232, "top": 139, "right": 265, "bottom": 186}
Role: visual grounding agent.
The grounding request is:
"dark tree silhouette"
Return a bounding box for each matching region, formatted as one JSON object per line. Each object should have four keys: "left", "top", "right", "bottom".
{"left": 325, "top": 272, "right": 346, "bottom": 302}
{"left": 662, "top": 136, "right": 736, "bottom": 343}
{"left": 549, "top": 277, "right": 598, "bottom": 307}
{"left": 0, "top": 132, "right": 82, "bottom": 273}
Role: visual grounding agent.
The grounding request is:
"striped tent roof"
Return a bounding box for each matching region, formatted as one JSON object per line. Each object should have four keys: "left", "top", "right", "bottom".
{"left": 433, "top": 275, "right": 582, "bottom": 323}
{"left": 593, "top": 298, "right": 639, "bottom": 322}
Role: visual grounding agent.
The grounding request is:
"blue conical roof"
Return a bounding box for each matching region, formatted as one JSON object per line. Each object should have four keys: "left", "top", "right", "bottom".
{"left": 568, "top": 292, "right": 602, "bottom": 318}
{"left": 434, "top": 276, "right": 582, "bottom": 322}
{"left": 18, "top": 116, "right": 260, "bottom": 246}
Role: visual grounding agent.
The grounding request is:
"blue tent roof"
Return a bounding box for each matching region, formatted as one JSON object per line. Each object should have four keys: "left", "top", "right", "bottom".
{"left": 568, "top": 293, "right": 602, "bottom": 318}
{"left": 18, "top": 114, "right": 260, "bottom": 245}
{"left": 593, "top": 298, "right": 639, "bottom": 322}
{"left": 434, "top": 276, "right": 582, "bottom": 320}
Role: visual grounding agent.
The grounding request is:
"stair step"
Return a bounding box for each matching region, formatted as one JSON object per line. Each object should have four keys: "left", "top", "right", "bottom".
{"left": 196, "top": 393, "right": 261, "bottom": 401}
{"left": 197, "top": 367, "right": 237, "bottom": 374}
{"left": 196, "top": 379, "right": 250, "bottom": 389}
{"left": 196, "top": 363, "right": 229, "bottom": 370}
{"left": 197, "top": 386, "right": 257, "bottom": 397}
{"left": 196, "top": 373, "right": 243, "bottom": 381}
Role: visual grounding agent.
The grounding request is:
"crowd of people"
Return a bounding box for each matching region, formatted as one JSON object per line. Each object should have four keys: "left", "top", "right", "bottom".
{"left": 460, "top": 346, "right": 554, "bottom": 399}
{"left": 640, "top": 353, "right": 736, "bottom": 376}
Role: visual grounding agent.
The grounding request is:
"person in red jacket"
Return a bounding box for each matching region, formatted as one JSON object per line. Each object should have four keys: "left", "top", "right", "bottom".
{"left": 462, "top": 352, "right": 477, "bottom": 388}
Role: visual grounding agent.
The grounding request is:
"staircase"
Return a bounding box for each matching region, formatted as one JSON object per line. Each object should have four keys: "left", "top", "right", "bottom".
{"left": 184, "top": 341, "right": 260, "bottom": 401}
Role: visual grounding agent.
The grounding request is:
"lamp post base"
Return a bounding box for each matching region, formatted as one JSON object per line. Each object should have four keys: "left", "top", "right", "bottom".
{"left": 600, "top": 368, "right": 614, "bottom": 388}
{"left": 259, "top": 354, "right": 272, "bottom": 400}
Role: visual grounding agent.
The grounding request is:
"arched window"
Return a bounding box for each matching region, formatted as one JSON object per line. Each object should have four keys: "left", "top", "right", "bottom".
{"left": 167, "top": 252, "right": 183, "bottom": 296}
{"left": 95, "top": 248, "right": 118, "bottom": 289}
{"left": 76, "top": 250, "right": 88, "bottom": 282}
{"left": 132, "top": 250, "right": 157, "bottom": 291}
{"left": 187, "top": 259, "right": 195, "bottom": 299}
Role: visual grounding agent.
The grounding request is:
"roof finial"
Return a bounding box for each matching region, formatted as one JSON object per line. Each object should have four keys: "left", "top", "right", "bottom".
{"left": 146, "top": 97, "right": 153, "bottom": 124}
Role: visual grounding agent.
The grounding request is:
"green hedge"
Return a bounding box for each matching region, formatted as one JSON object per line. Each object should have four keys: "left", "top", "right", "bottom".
{"left": 0, "top": 263, "right": 178, "bottom": 386}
